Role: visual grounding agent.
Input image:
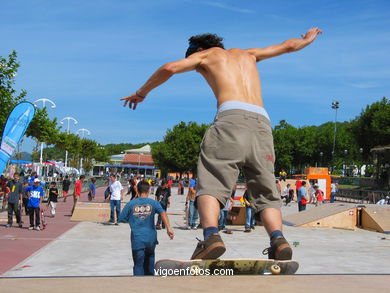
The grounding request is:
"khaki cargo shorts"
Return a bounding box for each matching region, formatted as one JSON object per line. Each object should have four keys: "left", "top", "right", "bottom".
{"left": 196, "top": 109, "right": 281, "bottom": 213}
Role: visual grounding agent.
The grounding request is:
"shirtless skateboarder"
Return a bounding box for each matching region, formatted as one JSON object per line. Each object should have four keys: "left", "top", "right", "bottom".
{"left": 121, "top": 27, "right": 322, "bottom": 260}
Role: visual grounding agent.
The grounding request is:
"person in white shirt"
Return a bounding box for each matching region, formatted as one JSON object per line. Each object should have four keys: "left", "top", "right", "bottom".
{"left": 309, "top": 182, "right": 317, "bottom": 204}
{"left": 376, "top": 196, "right": 389, "bottom": 205}
{"left": 330, "top": 181, "right": 338, "bottom": 203}
{"left": 107, "top": 174, "right": 124, "bottom": 225}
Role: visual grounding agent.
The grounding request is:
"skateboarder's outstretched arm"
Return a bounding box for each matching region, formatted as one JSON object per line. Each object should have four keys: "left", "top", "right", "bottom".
{"left": 247, "top": 27, "right": 322, "bottom": 62}
{"left": 121, "top": 50, "right": 209, "bottom": 110}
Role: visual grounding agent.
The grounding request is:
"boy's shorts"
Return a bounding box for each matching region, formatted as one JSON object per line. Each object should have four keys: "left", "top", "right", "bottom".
{"left": 196, "top": 109, "right": 281, "bottom": 213}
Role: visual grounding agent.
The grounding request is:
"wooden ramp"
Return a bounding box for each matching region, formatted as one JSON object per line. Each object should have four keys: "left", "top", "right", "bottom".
{"left": 361, "top": 206, "right": 390, "bottom": 234}
{"left": 283, "top": 204, "right": 357, "bottom": 230}
{"left": 0, "top": 275, "right": 388, "bottom": 293}
{"left": 70, "top": 202, "right": 126, "bottom": 222}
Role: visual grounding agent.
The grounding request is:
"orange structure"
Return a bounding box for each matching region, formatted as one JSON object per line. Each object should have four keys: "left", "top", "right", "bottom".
{"left": 304, "top": 167, "right": 331, "bottom": 201}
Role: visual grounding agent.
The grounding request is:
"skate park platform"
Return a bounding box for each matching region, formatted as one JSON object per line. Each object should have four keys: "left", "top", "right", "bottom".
{"left": 283, "top": 204, "right": 358, "bottom": 230}
{"left": 361, "top": 206, "right": 390, "bottom": 234}
{"left": 283, "top": 203, "right": 390, "bottom": 233}
{"left": 0, "top": 274, "right": 389, "bottom": 293}
{"left": 70, "top": 202, "right": 127, "bottom": 222}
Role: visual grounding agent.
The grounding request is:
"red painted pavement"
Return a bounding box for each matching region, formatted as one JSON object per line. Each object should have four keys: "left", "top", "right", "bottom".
{"left": 0, "top": 186, "right": 106, "bottom": 275}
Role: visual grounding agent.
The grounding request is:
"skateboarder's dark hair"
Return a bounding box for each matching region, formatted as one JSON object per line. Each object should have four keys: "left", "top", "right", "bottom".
{"left": 185, "top": 33, "right": 224, "bottom": 57}
{"left": 137, "top": 181, "right": 150, "bottom": 194}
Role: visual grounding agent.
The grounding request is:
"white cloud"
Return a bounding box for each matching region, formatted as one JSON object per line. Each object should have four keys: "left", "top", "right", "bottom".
{"left": 344, "top": 81, "right": 382, "bottom": 89}
{"left": 200, "top": 1, "right": 256, "bottom": 14}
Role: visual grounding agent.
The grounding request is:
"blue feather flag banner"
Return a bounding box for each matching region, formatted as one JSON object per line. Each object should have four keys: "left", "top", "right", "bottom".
{"left": 0, "top": 102, "right": 36, "bottom": 175}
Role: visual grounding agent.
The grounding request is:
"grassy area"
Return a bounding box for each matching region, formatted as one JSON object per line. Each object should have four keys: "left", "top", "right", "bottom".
{"left": 338, "top": 184, "right": 360, "bottom": 189}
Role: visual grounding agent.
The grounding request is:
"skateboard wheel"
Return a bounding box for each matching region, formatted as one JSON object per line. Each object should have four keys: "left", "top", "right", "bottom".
{"left": 270, "top": 264, "right": 281, "bottom": 275}
{"left": 190, "top": 264, "right": 201, "bottom": 276}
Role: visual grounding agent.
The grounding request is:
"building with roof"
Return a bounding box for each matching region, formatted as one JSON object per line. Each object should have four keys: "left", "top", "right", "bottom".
{"left": 93, "top": 144, "right": 158, "bottom": 177}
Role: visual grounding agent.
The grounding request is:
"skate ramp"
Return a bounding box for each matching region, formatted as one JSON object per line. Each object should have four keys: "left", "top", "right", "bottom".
{"left": 361, "top": 206, "right": 390, "bottom": 234}
{"left": 283, "top": 204, "right": 357, "bottom": 230}
{"left": 70, "top": 202, "right": 126, "bottom": 222}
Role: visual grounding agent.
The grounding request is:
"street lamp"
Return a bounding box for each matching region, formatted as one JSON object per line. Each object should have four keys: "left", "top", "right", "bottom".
{"left": 320, "top": 152, "right": 323, "bottom": 167}
{"left": 331, "top": 101, "right": 340, "bottom": 163}
{"left": 359, "top": 148, "right": 363, "bottom": 176}
{"left": 76, "top": 128, "right": 91, "bottom": 138}
{"left": 33, "top": 98, "right": 56, "bottom": 176}
{"left": 344, "top": 149, "right": 348, "bottom": 176}
{"left": 76, "top": 128, "right": 91, "bottom": 174}
{"left": 60, "top": 117, "right": 78, "bottom": 168}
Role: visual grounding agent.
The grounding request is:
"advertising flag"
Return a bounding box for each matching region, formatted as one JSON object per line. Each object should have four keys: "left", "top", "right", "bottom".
{"left": 0, "top": 102, "right": 36, "bottom": 175}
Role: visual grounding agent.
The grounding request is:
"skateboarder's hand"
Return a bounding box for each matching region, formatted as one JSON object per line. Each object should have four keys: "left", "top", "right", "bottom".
{"left": 120, "top": 92, "right": 145, "bottom": 110}
{"left": 301, "top": 27, "right": 322, "bottom": 42}
{"left": 167, "top": 227, "right": 174, "bottom": 239}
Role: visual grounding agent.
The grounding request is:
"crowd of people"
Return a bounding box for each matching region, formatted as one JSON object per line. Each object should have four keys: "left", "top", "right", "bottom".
{"left": 0, "top": 170, "right": 94, "bottom": 230}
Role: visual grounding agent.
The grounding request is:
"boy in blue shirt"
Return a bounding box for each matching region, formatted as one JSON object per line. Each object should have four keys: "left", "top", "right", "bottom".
{"left": 119, "top": 181, "right": 174, "bottom": 276}
{"left": 27, "top": 178, "right": 45, "bottom": 230}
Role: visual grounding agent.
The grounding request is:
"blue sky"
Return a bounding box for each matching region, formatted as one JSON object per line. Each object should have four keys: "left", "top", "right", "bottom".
{"left": 1, "top": 0, "right": 389, "bottom": 152}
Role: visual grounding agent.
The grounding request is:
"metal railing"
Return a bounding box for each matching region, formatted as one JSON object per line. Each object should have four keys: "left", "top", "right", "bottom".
{"left": 336, "top": 189, "right": 390, "bottom": 204}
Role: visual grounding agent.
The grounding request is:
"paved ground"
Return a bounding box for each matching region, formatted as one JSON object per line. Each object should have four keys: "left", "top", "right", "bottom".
{"left": 0, "top": 190, "right": 82, "bottom": 275}
{"left": 1, "top": 186, "right": 390, "bottom": 278}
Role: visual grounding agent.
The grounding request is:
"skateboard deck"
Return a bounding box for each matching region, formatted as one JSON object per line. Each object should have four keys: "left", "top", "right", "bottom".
{"left": 155, "top": 258, "right": 299, "bottom": 276}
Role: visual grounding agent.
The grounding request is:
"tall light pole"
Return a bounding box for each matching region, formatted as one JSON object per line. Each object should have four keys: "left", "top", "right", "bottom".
{"left": 320, "top": 152, "right": 323, "bottom": 167}
{"left": 331, "top": 101, "right": 340, "bottom": 170}
{"left": 33, "top": 98, "right": 56, "bottom": 176}
{"left": 60, "top": 117, "right": 78, "bottom": 168}
{"left": 344, "top": 149, "right": 348, "bottom": 176}
{"left": 76, "top": 128, "right": 91, "bottom": 174}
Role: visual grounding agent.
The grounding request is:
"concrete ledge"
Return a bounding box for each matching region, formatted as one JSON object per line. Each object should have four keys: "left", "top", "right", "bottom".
{"left": 0, "top": 275, "right": 389, "bottom": 293}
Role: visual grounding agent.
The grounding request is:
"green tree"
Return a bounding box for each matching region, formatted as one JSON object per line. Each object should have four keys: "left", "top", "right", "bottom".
{"left": 273, "top": 120, "right": 297, "bottom": 173}
{"left": 0, "top": 51, "right": 27, "bottom": 137}
{"left": 1, "top": 51, "right": 60, "bottom": 145}
{"left": 152, "top": 121, "right": 208, "bottom": 175}
{"left": 350, "top": 97, "right": 390, "bottom": 160}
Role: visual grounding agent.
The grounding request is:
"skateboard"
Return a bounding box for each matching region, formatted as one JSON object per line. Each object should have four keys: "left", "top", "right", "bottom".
{"left": 155, "top": 258, "right": 299, "bottom": 276}
{"left": 41, "top": 210, "right": 47, "bottom": 230}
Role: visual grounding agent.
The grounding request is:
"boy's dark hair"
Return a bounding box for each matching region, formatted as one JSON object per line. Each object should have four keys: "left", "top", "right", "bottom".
{"left": 137, "top": 181, "right": 150, "bottom": 194}
{"left": 301, "top": 181, "right": 307, "bottom": 186}
{"left": 80, "top": 175, "right": 85, "bottom": 179}
{"left": 185, "top": 33, "right": 224, "bottom": 57}
{"left": 65, "top": 175, "right": 69, "bottom": 179}
{"left": 51, "top": 181, "right": 56, "bottom": 186}
{"left": 161, "top": 179, "right": 168, "bottom": 186}
{"left": 91, "top": 177, "right": 96, "bottom": 183}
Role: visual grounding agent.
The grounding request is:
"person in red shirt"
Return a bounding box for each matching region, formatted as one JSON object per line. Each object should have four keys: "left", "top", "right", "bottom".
{"left": 71, "top": 175, "right": 85, "bottom": 215}
{"left": 295, "top": 178, "right": 302, "bottom": 202}
{"left": 167, "top": 178, "right": 173, "bottom": 188}
{"left": 314, "top": 184, "right": 324, "bottom": 206}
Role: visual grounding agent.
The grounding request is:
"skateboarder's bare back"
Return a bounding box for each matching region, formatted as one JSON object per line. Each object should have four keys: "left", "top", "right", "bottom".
{"left": 121, "top": 28, "right": 322, "bottom": 260}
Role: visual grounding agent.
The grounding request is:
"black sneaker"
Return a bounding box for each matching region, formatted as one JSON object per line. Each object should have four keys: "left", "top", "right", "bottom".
{"left": 191, "top": 233, "right": 226, "bottom": 260}
{"left": 244, "top": 227, "right": 251, "bottom": 233}
{"left": 262, "top": 236, "right": 292, "bottom": 260}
